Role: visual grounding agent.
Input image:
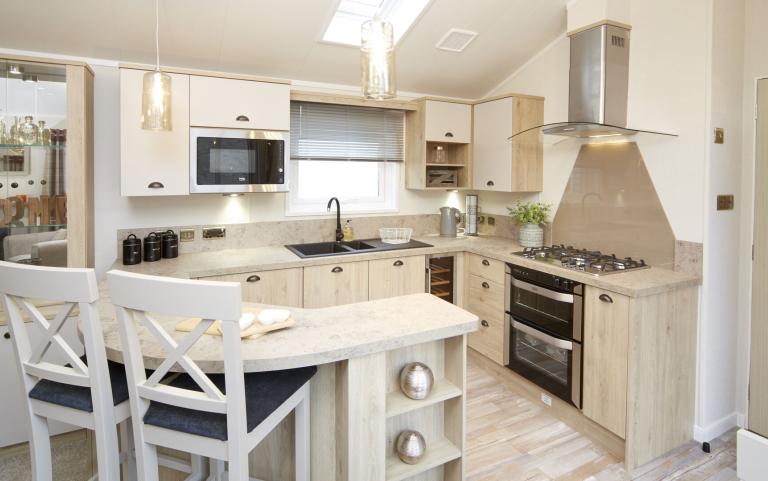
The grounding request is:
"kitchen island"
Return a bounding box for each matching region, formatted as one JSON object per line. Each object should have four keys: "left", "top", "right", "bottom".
{"left": 97, "top": 286, "right": 478, "bottom": 481}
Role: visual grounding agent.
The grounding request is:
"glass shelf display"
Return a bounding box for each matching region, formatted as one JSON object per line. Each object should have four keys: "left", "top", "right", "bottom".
{"left": 0, "top": 59, "right": 68, "bottom": 266}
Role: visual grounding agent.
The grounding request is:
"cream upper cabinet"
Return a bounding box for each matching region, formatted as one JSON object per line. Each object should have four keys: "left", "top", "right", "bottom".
{"left": 472, "top": 95, "right": 544, "bottom": 192}
{"left": 120, "top": 68, "right": 190, "bottom": 196}
{"left": 200, "top": 268, "right": 303, "bottom": 308}
{"left": 424, "top": 100, "right": 471, "bottom": 143}
{"left": 189, "top": 76, "right": 290, "bottom": 130}
{"left": 303, "top": 261, "right": 369, "bottom": 308}
{"left": 368, "top": 255, "right": 426, "bottom": 300}
{"left": 582, "top": 286, "right": 629, "bottom": 439}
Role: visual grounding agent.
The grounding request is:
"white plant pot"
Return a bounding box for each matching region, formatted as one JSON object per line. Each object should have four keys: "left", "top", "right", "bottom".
{"left": 518, "top": 223, "right": 544, "bottom": 248}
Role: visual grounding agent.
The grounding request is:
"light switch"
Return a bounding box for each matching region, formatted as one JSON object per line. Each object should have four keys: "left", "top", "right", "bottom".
{"left": 714, "top": 128, "right": 725, "bottom": 144}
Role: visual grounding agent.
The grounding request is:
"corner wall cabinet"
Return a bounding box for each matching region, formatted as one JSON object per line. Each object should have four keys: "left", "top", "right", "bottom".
{"left": 406, "top": 99, "right": 473, "bottom": 190}
{"left": 120, "top": 68, "right": 190, "bottom": 196}
{"left": 473, "top": 95, "right": 544, "bottom": 192}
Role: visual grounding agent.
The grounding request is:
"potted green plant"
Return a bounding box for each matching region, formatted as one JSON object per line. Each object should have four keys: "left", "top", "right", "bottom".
{"left": 507, "top": 201, "right": 552, "bottom": 248}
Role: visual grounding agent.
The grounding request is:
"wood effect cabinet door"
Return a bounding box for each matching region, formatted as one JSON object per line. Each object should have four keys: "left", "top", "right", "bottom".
{"left": 202, "top": 268, "right": 303, "bottom": 307}
{"left": 473, "top": 98, "right": 513, "bottom": 191}
{"left": 368, "top": 255, "right": 426, "bottom": 300}
{"left": 120, "top": 68, "right": 190, "bottom": 196}
{"left": 583, "top": 286, "right": 629, "bottom": 439}
{"left": 466, "top": 275, "right": 506, "bottom": 365}
{"left": 303, "top": 261, "right": 369, "bottom": 308}
{"left": 424, "top": 100, "right": 471, "bottom": 143}
{"left": 189, "top": 76, "right": 290, "bottom": 130}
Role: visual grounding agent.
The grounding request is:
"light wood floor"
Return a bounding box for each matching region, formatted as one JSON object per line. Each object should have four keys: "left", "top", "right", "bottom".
{"left": 465, "top": 357, "right": 737, "bottom": 481}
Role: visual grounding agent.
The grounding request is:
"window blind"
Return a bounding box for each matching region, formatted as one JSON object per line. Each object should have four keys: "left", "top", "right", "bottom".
{"left": 290, "top": 101, "right": 404, "bottom": 162}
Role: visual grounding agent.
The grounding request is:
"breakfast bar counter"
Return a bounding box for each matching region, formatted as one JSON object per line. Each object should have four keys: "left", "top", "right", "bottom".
{"left": 97, "top": 283, "right": 478, "bottom": 481}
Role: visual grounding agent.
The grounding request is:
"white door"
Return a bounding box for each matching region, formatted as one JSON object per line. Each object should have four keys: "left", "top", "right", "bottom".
{"left": 750, "top": 78, "right": 768, "bottom": 438}
{"left": 0, "top": 321, "right": 82, "bottom": 447}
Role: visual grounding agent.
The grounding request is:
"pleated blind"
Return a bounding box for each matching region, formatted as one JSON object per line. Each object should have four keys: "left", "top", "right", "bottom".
{"left": 290, "top": 101, "right": 404, "bottom": 162}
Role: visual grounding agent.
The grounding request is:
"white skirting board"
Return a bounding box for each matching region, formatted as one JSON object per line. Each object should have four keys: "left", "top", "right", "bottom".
{"left": 737, "top": 429, "right": 768, "bottom": 481}
{"left": 694, "top": 412, "right": 745, "bottom": 442}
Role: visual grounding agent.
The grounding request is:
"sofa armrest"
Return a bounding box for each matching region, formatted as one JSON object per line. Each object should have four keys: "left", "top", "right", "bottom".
{"left": 34, "top": 239, "right": 68, "bottom": 267}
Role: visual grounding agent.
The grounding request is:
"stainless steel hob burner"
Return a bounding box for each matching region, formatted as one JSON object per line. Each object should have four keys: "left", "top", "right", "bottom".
{"left": 513, "top": 245, "right": 650, "bottom": 276}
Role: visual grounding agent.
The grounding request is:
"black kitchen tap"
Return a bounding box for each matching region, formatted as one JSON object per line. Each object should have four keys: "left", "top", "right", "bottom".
{"left": 327, "top": 197, "right": 343, "bottom": 242}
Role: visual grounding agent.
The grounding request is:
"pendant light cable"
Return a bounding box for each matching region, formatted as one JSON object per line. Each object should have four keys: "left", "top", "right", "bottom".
{"left": 155, "top": 0, "right": 160, "bottom": 70}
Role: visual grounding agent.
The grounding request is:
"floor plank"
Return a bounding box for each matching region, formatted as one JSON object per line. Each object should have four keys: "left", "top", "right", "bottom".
{"left": 465, "top": 357, "right": 738, "bottom": 481}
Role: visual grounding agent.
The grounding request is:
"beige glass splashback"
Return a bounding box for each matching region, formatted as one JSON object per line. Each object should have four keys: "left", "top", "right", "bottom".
{"left": 552, "top": 142, "right": 675, "bottom": 269}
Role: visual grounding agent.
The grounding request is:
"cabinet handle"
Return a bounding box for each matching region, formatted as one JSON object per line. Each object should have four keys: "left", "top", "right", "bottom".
{"left": 480, "top": 320, "right": 489, "bottom": 327}
{"left": 331, "top": 266, "right": 343, "bottom": 273}
{"left": 11, "top": 182, "right": 18, "bottom": 189}
{"left": 3, "top": 332, "right": 10, "bottom": 339}
{"left": 444, "top": 132, "right": 454, "bottom": 138}
{"left": 148, "top": 181, "right": 165, "bottom": 189}
{"left": 482, "top": 259, "right": 490, "bottom": 266}
{"left": 599, "top": 294, "right": 614, "bottom": 304}
{"left": 486, "top": 180, "right": 494, "bottom": 187}
{"left": 393, "top": 260, "right": 404, "bottom": 267}
{"left": 246, "top": 275, "right": 261, "bottom": 283}
{"left": 236, "top": 115, "right": 250, "bottom": 122}
{"left": 481, "top": 281, "right": 490, "bottom": 289}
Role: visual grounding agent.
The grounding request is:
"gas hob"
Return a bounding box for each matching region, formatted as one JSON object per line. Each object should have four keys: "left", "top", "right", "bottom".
{"left": 513, "top": 245, "right": 650, "bottom": 276}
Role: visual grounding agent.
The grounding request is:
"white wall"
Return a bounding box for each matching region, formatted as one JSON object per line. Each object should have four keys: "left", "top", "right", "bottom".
{"left": 696, "top": 0, "right": 747, "bottom": 441}
{"left": 484, "top": 0, "right": 748, "bottom": 440}
{"left": 92, "top": 65, "right": 461, "bottom": 274}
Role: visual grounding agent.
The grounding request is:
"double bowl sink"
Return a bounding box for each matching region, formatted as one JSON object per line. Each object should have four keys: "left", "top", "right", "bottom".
{"left": 285, "top": 238, "right": 433, "bottom": 259}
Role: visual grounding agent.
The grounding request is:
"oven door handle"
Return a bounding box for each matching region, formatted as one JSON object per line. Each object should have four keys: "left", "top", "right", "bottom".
{"left": 512, "top": 320, "right": 573, "bottom": 351}
{"left": 511, "top": 278, "right": 574, "bottom": 304}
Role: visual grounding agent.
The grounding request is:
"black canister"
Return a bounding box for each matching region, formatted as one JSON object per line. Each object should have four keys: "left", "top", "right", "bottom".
{"left": 143, "top": 232, "right": 162, "bottom": 262}
{"left": 161, "top": 230, "right": 179, "bottom": 259}
{"left": 122, "top": 234, "right": 142, "bottom": 265}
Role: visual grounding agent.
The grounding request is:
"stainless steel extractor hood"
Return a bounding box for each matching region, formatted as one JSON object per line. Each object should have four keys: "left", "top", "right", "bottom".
{"left": 510, "top": 23, "right": 676, "bottom": 142}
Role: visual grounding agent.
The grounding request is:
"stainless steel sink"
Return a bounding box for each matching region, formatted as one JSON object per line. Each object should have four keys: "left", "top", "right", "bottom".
{"left": 285, "top": 241, "right": 376, "bottom": 258}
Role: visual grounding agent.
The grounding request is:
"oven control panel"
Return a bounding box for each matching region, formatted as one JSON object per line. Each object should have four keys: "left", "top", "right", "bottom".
{"left": 508, "top": 264, "right": 583, "bottom": 295}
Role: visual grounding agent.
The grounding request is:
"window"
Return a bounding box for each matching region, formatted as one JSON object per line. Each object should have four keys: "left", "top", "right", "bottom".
{"left": 321, "top": 0, "right": 431, "bottom": 47}
{"left": 287, "top": 101, "right": 404, "bottom": 216}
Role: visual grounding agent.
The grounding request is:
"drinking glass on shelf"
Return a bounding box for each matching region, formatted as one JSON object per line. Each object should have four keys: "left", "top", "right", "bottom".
{"left": 0, "top": 118, "right": 6, "bottom": 144}
{"left": 9, "top": 117, "right": 20, "bottom": 145}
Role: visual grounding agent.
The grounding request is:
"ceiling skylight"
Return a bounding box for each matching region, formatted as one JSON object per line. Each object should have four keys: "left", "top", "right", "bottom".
{"left": 322, "top": 0, "right": 430, "bottom": 47}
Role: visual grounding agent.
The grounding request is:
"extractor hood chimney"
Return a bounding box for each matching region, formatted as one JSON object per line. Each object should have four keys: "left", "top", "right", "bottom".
{"left": 510, "top": 22, "right": 676, "bottom": 142}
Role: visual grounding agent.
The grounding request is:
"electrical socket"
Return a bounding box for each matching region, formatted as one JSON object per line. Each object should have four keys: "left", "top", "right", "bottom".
{"left": 540, "top": 393, "right": 553, "bottom": 407}
{"left": 203, "top": 227, "right": 226, "bottom": 239}
{"left": 179, "top": 229, "right": 195, "bottom": 242}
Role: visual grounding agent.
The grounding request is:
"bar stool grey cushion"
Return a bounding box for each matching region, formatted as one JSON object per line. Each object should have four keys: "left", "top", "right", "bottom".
{"left": 142, "top": 366, "right": 317, "bottom": 441}
{"left": 28, "top": 356, "right": 130, "bottom": 412}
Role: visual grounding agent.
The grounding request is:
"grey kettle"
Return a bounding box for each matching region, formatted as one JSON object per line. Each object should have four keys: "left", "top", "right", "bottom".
{"left": 439, "top": 206, "right": 463, "bottom": 237}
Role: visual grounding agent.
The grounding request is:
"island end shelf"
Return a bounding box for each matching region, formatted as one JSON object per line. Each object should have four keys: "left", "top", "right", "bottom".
{"left": 335, "top": 335, "right": 467, "bottom": 481}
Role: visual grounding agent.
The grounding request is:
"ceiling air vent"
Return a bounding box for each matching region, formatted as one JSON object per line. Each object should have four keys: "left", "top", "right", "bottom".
{"left": 436, "top": 28, "right": 478, "bottom": 52}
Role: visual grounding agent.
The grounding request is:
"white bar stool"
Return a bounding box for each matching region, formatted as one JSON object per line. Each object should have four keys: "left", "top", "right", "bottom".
{"left": 107, "top": 270, "right": 314, "bottom": 481}
{"left": 0, "top": 261, "right": 135, "bottom": 481}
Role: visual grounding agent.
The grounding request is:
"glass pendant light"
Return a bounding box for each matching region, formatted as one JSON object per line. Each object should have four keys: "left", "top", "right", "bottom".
{"left": 142, "top": 0, "right": 172, "bottom": 130}
{"left": 361, "top": 17, "right": 396, "bottom": 100}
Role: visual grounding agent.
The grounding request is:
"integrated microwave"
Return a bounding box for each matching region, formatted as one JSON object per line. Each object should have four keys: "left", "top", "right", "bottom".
{"left": 190, "top": 127, "right": 289, "bottom": 194}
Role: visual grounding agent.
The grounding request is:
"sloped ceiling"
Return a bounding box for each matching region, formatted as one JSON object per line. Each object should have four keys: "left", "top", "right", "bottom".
{"left": 0, "top": 0, "right": 567, "bottom": 98}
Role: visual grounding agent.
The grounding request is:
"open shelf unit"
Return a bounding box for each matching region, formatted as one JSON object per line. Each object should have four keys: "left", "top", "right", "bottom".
{"left": 385, "top": 336, "right": 467, "bottom": 481}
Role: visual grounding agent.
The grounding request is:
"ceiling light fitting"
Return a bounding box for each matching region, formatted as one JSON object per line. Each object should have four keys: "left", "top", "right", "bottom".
{"left": 22, "top": 74, "right": 38, "bottom": 83}
{"left": 141, "top": 0, "right": 172, "bottom": 131}
{"left": 8, "top": 64, "right": 22, "bottom": 75}
{"left": 361, "top": 17, "right": 396, "bottom": 100}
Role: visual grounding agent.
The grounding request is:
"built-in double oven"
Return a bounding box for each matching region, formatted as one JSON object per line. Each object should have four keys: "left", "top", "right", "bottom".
{"left": 505, "top": 264, "right": 584, "bottom": 408}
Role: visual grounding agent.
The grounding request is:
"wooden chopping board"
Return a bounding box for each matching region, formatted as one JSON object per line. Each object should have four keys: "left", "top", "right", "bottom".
{"left": 175, "top": 307, "right": 295, "bottom": 339}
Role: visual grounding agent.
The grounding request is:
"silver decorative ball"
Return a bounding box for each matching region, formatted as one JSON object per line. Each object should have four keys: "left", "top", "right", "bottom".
{"left": 399, "top": 362, "right": 434, "bottom": 400}
{"left": 396, "top": 430, "right": 426, "bottom": 464}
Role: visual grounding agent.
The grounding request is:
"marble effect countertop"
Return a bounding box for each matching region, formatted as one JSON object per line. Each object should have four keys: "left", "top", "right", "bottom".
{"left": 97, "top": 289, "right": 479, "bottom": 373}
{"left": 111, "top": 234, "right": 700, "bottom": 298}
